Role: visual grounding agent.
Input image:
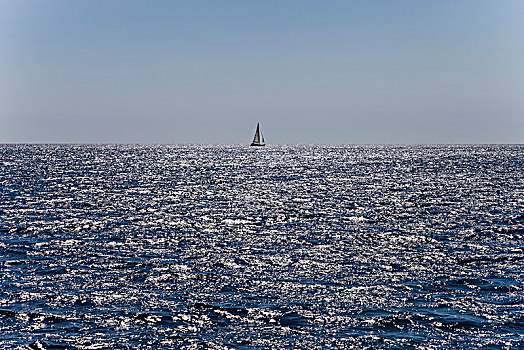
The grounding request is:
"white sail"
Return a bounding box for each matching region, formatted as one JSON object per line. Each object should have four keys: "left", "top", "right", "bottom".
{"left": 253, "top": 124, "right": 260, "bottom": 144}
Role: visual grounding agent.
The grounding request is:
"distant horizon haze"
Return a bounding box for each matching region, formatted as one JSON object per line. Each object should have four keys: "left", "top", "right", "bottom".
{"left": 1, "top": 0, "right": 523, "bottom": 144}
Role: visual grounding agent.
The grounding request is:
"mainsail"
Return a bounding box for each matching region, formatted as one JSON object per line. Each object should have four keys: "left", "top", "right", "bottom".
{"left": 251, "top": 123, "right": 265, "bottom": 146}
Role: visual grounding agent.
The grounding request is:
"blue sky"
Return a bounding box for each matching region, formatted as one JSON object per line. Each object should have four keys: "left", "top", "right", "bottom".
{"left": 1, "top": 0, "right": 523, "bottom": 143}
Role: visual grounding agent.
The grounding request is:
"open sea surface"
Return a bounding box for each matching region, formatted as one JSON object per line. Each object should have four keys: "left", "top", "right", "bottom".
{"left": 0, "top": 144, "right": 523, "bottom": 349}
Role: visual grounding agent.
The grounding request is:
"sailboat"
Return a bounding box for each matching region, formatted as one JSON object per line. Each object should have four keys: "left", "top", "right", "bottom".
{"left": 250, "top": 123, "right": 265, "bottom": 146}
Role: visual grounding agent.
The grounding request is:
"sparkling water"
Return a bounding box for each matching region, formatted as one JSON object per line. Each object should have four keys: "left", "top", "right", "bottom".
{"left": 1, "top": 145, "right": 523, "bottom": 349}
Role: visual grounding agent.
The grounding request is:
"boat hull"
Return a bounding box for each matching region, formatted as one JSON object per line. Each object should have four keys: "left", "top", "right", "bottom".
{"left": 250, "top": 143, "right": 265, "bottom": 147}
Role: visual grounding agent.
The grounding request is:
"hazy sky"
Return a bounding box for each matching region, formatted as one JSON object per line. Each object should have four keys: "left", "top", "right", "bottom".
{"left": 1, "top": 0, "right": 523, "bottom": 144}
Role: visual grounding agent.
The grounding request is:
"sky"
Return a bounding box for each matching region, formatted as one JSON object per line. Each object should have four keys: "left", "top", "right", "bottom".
{"left": 1, "top": 0, "right": 523, "bottom": 144}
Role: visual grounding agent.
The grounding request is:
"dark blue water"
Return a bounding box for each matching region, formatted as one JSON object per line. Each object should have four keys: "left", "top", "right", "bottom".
{"left": 1, "top": 145, "right": 523, "bottom": 349}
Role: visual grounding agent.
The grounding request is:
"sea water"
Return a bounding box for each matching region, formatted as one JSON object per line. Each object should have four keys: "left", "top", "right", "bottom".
{"left": 0, "top": 144, "right": 523, "bottom": 349}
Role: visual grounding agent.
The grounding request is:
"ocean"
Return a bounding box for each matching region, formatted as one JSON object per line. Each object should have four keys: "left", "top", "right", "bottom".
{"left": 1, "top": 144, "right": 523, "bottom": 349}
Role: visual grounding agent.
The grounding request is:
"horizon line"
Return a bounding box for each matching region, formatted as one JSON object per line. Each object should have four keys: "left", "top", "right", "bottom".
{"left": 0, "top": 142, "right": 522, "bottom": 146}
